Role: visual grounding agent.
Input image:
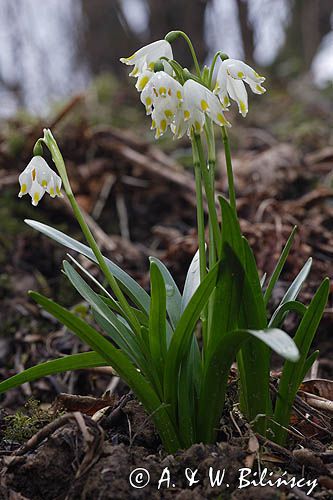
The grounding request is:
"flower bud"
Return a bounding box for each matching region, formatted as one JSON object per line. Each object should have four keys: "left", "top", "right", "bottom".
{"left": 165, "top": 31, "right": 180, "bottom": 43}
{"left": 33, "top": 139, "right": 44, "bottom": 157}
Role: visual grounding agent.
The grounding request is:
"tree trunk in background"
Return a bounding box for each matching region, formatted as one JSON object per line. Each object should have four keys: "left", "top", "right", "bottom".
{"left": 147, "top": 0, "right": 210, "bottom": 68}
{"left": 79, "top": 0, "right": 141, "bottom": 75}
{"left": 236, "top": 0, "right": 255, "bottom": 66}
{"left": 273, "top": 0, "right": 332, "bottom": 74}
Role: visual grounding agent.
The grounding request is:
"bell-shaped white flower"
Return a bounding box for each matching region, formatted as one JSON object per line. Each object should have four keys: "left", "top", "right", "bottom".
{"left": 150, "top": 93, "right": 181, "bottom": 138}
{"left": 172, "top": 105, "right": 205, "bottom": 139}
{"left": 214, "top": 58, "right": 266, "bottom": 117}
{"left": 183, "top": 79, "right": 230, "bottom": 129}
{"left": 140, "top": 71, "right": 183, "bottom": 108}
{"left": 120, "top": 40, "right": 173, "bottom": 78}
{"left": 135, "top": 70, "right": 154, "bottom": 92}
{"left": 18, "top": 156, "right": 63, "bottom": 206}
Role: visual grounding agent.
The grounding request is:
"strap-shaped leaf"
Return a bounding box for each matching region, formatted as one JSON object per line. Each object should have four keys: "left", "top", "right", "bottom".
{"left": 163, "top": 260, "right": 221, "bottom": 422}
{"left": 181, "top": 249, "right": 202, "bottom": 313}
{"left": 149, "top": 256, "right": 181, "bottom": 330}
{"left": 0, "top": 352, "right": 107, "bottom": 394}
{"left": 148, "top": 262, "right": 167, "bottom": 382}
{"left": 273, "top": 278, "right": 329, "bottom": 445}
{"left": 178, "top": 336, "right": 201, "bottom": 448}
{"left": 264, "top": 226, "right": 297, "bottom": 306}
{"left": 29, "top": 291, "right": 181, "bottom": 452}
{"left": 269, "top": 300, "right": 307, "bottom": 328}
{"left": 63, "top": 261, "right": 146, "bottom": 367}
{"left": 25, "top": 219, "right": 150, "bottom": 313}
{"left": 299, "top": 350, "right": 319, "bottom": 383}
{"left": 280, "top": 257, "right": 312, "bottom": 305}
{"left": 197, "top": 327, "right": 299, "bottom": 443}
{"left": 219, "top": 196, "right": 244, "bottom": 261}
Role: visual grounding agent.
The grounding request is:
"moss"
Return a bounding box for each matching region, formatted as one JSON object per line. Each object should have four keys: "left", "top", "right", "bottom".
{"left": 3, "top": 398, "right": 60, "bottom": 444}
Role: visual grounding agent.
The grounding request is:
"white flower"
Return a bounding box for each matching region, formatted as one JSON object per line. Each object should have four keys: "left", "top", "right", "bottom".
{"left": 139, "top": 71, "right": 184, "bottom": 138}
{"left": 214, "top": 58, "right": 266, "bottom": 117}
{"left": 183, "top": 80, "right": 230, "bottom": 130}
{"left": 18, "top": 156, "right": 63, "bottom": 206}
{"left": 140, "top": 71, "right": 183, "bottom": 112}
{"left": 120, "top": 40, "right": 173, "bottom": 78}
{"left": 171, "top": 105, "right": 205, "bottom": 138}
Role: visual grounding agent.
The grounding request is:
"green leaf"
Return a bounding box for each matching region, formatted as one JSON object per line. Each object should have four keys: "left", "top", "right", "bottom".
{"left": 299, "top": 350, "right": 319, "bottom": 383}
{"left": 219, "top": 196, "right": 243, "bottom": 260}
{"left": 30, "top": 291, "right": 181, "bottom": 453}
{"left": 67, "top": 254, "right": 119, "bottom": 310}
{"left": 264, "top": 226, "right": 297, "bottom": 306}
{"left": 269, "top": 301, "right": 307, "bottom": 328}
{"left": 148, "top": 262, "right": 167, "bottom": 382}
{"left": 273, "top": 278, "right": 329, "bottom": 445}
{"left": 279, "top": 257, "right": 312, "bottom": 305}
{"left": 99, "top": 296, "right": 149, "bottom": 327}
{"left": 25, "top": 219, "right": 150, "bottom": 313}
{"left": 149, "top": 256, "right": 181, "bottom": 330}
{"left": 181, "top": 249, "right": 201, "bottom": 313}
{"left": 163, "top": 260, "right": 220, "bottom": 424}
{"left": 197, "top": 327, "right": 299, "bottom": 443}
{"left": 0, "top": 352, "right": 107, "bottom": 394}
{"left": 237, "top": 239, "right": 271, "bottom": 430}
{"left": 177, "top": 337, "right": 201, "bottom": 448}
{"left": 62, "top": 261, "right": 146, "bottom": 368}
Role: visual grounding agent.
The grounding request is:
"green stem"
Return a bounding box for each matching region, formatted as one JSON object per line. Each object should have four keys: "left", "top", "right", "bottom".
{"left": 192, "top": 137, "right": 208, "bottom": 345}
{"left": 193, "top": 159, "right": 206, "bottom": 284}
{"left": 221, "top": 126, "right": 237, "bottom": 214}
{"left": 42, "top": 129, "right": 141, "bottom": 336}
{"left": 204, "top": 121, "right": 217, "bottom": 268}
{"left": 175, "top": 31, "right": 201, "bottom": 77}
{"left": 208, "top": 51, "right": 222, "bottom": 87}
{"left": 193, "top": 134, "right": 221, "bottom": 255}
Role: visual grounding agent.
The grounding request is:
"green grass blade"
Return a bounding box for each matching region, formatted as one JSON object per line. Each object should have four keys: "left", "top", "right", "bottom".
{"left": 273, "top": 278, "right": 329, "bottom": 445}
{"left": 25, "top": 219, "right": 150, "bottom": 313}
{"left": 149, "top": 256, "right": 181, "bottom": 330}
{"left": 263, "top": 226, "right": 297, "bottom": 306}
{"left": 30, "top": 291, "right": 181, "bottom": 452}
{"left": 0, "top": 352, "right": 107, "bottom": 394}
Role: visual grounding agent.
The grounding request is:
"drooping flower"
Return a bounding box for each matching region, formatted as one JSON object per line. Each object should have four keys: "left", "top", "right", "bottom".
{"left": 18, "top": 156, "right": 62, "bottom": 206}
{"left": 183, "top": 79, "right": 230, "bottom": 130}
{"left": 120, "top": 40, "right": 173, "bottom": 78}
{"left": 214, "top": 58, "right": 266, "bottom": 117}
{"left": 140, "top": 71, "right": 183, "bottom": 110}
{"left": 139, "top": 71, "right": 184, "bottom": 137}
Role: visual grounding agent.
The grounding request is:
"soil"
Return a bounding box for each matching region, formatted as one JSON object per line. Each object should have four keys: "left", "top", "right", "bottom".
{"left": 0, "top": 83, "right": 332, "bottom": 498}
{"left": 1, "top": 398, "right": 331, "bottom": 500}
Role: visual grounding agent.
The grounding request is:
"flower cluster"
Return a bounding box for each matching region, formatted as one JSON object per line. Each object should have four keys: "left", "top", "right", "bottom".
{"left": 18, "top": 156, "right": 62, "bottom": 206}
{"left": 121, "top": 40, "right": 266, "bottom": 138}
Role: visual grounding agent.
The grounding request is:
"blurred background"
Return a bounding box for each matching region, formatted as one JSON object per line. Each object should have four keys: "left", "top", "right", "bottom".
{"left": 0, "top": 0, "right": 332, "bottom": 116}
{"left": 0, "top": 0, "right": 332, "bottom": 412}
